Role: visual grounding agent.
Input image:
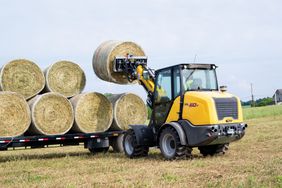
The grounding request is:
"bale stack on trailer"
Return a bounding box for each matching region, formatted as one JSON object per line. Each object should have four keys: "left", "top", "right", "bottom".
{"left": 0, "top": 41, "right": 148, "bottom": 150}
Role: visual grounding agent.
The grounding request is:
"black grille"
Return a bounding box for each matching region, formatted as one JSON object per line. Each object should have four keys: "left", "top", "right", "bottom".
{"left": 214, "top": 97, "right": 238, "bottom": 120}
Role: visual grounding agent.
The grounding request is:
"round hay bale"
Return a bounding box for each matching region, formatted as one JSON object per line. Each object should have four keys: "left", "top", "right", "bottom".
{"left": 28, "top": 92, "right": 74, "bottom": 135}
{"left": 0, "top": 59, "right": 45, "bottom": 100}
{"left": 45, "top": 61, "right": 86, "bottom": 98}
{"left": 0, "top": 92, "right": 31, "bottom": 138}
{"left": 108, "top": 93, "right": 147, "bottom": 131}
{"left": 92, "top": 41, "right": 145, "bottom": 84}
{"left": 70, "top": 92, "right": 113, "bottom": 133}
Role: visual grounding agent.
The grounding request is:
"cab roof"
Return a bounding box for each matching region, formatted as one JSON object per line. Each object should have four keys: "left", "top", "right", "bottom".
{"left": 156, "top": 63, "right": 217, "bottom": 72}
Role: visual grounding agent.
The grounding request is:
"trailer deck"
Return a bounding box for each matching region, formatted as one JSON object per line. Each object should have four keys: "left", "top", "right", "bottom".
{"left": 0, "top": 131, "right": 124, "bottom": 153}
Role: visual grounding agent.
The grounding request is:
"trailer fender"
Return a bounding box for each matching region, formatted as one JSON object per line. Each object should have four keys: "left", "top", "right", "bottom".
{"left": 128, "top": 125, "right": 155, "bottom": 146}
{"left": 159, "top": 122, "right": 187, "bottom": 146}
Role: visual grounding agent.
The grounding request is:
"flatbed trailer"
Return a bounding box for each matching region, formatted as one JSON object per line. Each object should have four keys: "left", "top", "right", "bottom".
{"left": 0, "top": 130, "right": 125, "bottom": 153}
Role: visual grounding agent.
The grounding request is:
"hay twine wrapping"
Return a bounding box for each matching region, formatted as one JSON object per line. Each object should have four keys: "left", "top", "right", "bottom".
{"left": 0, "top": 59, "right": 45, "bottom": 100}
{"left": 45, "top": 61, "right": 86, "bottom": 98}
{"left": 108, "top": 93, "right": 147, "bottom": 131}
{"left": 92, "top": 41, "right": 145, "bottom": 84}
{"left": 28, "top": 92, "right": 74, "bottom": 135}
{"left": 70, "top": 92, "right": 113, "bottom": 133}
{"left": 0, "top": 92, "right": 31, "bottom": 137}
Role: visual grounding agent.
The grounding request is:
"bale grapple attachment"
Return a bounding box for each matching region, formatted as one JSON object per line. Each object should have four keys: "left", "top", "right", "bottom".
{"left": 113, "top": 55, "right": 148, "bottom": 82}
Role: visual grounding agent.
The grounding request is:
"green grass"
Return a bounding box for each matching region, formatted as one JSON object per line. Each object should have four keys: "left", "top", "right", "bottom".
{"left": 243, "top": 105, "right": 282, "bottom": 120}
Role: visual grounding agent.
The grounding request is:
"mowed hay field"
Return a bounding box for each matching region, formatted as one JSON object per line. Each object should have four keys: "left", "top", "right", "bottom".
{"left": 0, "top": 106, "right": 282, "bottom": 188}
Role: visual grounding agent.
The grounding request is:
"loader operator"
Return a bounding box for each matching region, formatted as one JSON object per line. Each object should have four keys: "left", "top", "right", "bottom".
{"left": 184, "top": 69, "right": 203, "bottom": 91}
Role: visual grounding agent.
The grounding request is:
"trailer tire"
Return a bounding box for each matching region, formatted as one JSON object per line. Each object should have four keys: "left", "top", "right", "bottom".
{"left": 123, "top": 129, "right": 149, "bottom": 158}
{"left": 110, "top": 134, "right": 124, "bottom": 153}
{"left": 198, "top": 144, "right": 229, "bottom": 156}
{"left": 89, "top": 147, "right": 109, "bottom": 154}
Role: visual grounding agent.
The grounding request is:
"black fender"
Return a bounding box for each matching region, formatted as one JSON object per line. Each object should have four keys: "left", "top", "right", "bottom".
{"left": 158, "top": 122, "right": 187, "bottom": 146}
{"left": 128, "top": 125, "right": 155, "bottom": 147}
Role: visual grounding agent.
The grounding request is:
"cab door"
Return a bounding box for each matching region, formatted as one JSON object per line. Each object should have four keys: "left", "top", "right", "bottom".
{"left": 152, "top": 68, "right": 173, "bottom": 128}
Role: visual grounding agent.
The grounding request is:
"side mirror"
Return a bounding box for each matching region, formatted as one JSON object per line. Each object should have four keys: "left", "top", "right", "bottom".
{"left": 220, "top": 86, "right": 227, "bottom": 92}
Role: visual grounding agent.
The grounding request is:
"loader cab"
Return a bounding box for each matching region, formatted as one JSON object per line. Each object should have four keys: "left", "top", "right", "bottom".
{"left": 151, "top": 64, "right": 219, "bottom": 128}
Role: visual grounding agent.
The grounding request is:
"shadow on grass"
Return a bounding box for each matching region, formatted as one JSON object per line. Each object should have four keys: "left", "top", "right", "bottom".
{"left": 0, "top": 148, "right": 206, "bottom": 163}
{"left": 0, "top": 151, "right": 92, "bottom": 163}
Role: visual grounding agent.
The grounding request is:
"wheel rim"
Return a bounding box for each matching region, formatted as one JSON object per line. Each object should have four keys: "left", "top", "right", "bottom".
{"left": 162, "top": 134, "right": 176, "bottom": 157}
{"left": 124, "top": 134, "right": 134, "bottom": 155}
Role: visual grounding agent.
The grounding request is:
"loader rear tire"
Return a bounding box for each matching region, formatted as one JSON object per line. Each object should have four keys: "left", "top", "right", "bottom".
{"left": 199, "top": 143, "right": 229, "bottom": 156}
{"left": 123, "top": 129, "right": 149, "bottom": 158}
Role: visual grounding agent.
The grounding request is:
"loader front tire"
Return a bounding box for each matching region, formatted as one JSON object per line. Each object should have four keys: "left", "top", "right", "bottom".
{"left": 159, "top": 127, "right": 187, "bottom": 160}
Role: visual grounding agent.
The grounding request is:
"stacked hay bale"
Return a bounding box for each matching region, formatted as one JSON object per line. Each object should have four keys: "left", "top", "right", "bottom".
{"left": 0, "top": 92, "right": 31, "bottom": 137}
{"left": 45, "top": 61, "right": 86, "bottom": 98}
{"left": 108, "top": 93, "right": 147, "bottom": 131}
{"left": 28, "top": 93, "right": 74, "bottom": 135}
{"left": 0, "top": 59, "right": 45, "bottom": 100}
{"left": 92, "top": 41, "right": 145, "bottom": 84}
{"left": 70, "top": 92, "right": 113, "bottom": 133}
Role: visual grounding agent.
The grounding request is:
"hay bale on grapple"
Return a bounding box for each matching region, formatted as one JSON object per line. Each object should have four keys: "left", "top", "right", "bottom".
{"left": 108, "top": 93, "right": 147, "bottom": 131}
{"left": 70, "top": 92, "right": 113, "bottom": 133}
{"left": 0, "top": 59, "right": 45, "bottom": 100}
{"left": 92, "top": 41, "right": 145, "bottom": 84}
{"left": 45, "top": 61, "right": 86, "bottom": 98}
{"left": 28, "top": 92, "right": 74, "bottom": 135}
{"left": 0, "top": 92, "right": 31, "bottom": 137}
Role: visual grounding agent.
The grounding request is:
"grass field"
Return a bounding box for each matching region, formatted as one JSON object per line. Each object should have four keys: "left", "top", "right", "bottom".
{"left": 0, "top": 106, "right": 281, "bottom": 187}
{"left": 243, "top": 104, "right": 282, "bottom": 120}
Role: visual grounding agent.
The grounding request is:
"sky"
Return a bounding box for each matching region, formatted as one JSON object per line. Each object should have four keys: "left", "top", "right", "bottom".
{"left": 0, "top": 0, "right": 281, "bottom": 102}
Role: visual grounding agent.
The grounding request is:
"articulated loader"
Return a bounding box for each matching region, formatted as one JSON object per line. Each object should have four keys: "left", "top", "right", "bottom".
{"left": 93, "top": 41, "right": 247, "bottom": 160}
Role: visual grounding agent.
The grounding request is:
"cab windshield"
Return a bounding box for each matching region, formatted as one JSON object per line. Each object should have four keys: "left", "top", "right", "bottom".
{"left": 182, "top": 69, "right": 218, "bottom": 91}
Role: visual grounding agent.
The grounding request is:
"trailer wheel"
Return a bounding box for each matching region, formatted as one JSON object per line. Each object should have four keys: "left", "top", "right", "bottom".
{"left": 159, "top": 127, "right": 186, "bottom": 160}
{"left": 110, "top": 134, "right": 124, "bottom": 153}
{"left": 89, "top": 147, "right": 109, "bottom": 154}
{"left": 198, "top": 143, "right": 229, "bottom": 156}
{"left": 123, "top": 129, "right": 149, "bottom": 158}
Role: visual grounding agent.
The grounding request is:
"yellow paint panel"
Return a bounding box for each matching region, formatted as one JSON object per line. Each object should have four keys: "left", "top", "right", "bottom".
{"left": 166, "top": 96, "right": 181, "bottom": 122}
{"left": 182, "top": 91, "right": 243, "bottom": 125}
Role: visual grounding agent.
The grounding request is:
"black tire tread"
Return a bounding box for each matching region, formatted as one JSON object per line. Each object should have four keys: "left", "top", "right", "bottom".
{"left": 159, "top": 127, "right": 192, "bottom": 160}
{"left": 123, "top": 129, "right": 149, "bottom": 158}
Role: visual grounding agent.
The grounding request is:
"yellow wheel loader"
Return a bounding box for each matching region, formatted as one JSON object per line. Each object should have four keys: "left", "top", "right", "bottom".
{"left": 113, "top": 55, "right": 247, "bottom": 159}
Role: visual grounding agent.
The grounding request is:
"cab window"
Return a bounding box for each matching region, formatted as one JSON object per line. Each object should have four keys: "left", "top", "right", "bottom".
{"left": 173, "top": 68, "right": 181, "bottom": 97}
{"left": 155, "top": 69, "right": 172, "bottom": 103}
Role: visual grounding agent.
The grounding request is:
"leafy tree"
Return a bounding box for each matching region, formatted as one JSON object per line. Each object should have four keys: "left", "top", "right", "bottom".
{"left": 242, "top": 97, "right": 273, "bottom": 107}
